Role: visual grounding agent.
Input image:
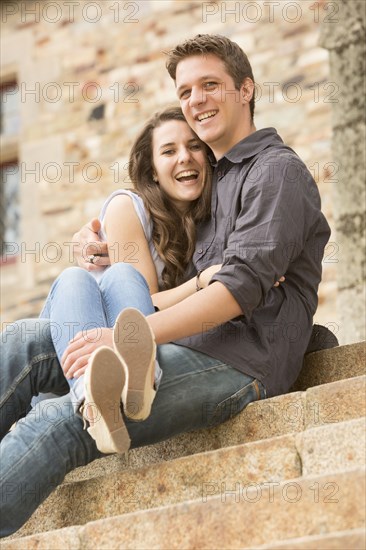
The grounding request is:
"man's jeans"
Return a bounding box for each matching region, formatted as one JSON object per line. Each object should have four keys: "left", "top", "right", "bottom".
{"left": 0, "top": 321, "right": 265, "bottom": 537}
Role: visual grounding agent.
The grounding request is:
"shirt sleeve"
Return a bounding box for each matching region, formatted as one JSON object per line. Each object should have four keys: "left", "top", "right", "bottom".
{"left": 211, "top": 150, "right": 321, "bottom": 319}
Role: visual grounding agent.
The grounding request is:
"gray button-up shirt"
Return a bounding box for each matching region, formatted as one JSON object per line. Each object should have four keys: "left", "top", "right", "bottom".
{"left": 176, "top": 128, "right": 331, "bottom": 397}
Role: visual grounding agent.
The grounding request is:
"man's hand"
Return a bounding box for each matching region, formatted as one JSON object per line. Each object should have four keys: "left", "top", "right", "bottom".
{"left": 61, "top": 327, "right": 114, "bottom": 379}
{"left": 200, "top": 265, "right": 285, "bottom": 288}
{"left": 72, "top": 218, "right": 110, "bottom": 271}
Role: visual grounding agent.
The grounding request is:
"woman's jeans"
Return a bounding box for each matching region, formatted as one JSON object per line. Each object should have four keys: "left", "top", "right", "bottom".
{"left": 0, "top": 269, "right": 266, "bottom": 537}
{"left": 38, "top": 264, "right": 162, "bottom": 410}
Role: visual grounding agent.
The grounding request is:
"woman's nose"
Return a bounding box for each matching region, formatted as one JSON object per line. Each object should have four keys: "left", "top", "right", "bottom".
{"left": 177, "top": 147, "right": 191, "bottom": 163}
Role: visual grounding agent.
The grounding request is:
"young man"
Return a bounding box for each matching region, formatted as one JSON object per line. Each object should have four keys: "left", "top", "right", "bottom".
{"left": 0, "top": 35, "right": 332, "bottom": 536}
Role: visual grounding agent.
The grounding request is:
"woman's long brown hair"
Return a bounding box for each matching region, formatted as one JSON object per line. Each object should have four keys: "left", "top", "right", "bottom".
{"left": 129, "top": 106, "right": 212, "bottom": 289}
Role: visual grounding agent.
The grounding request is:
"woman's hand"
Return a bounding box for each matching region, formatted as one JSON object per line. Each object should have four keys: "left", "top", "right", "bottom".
{"left": 274, "top": 276, "right": 285, "bottom": 287}
{"left": 61, "top": 327, "right": 114, "bottom": 380}
{"left": 72, "top": 218, "right": 110, "bottom": 271}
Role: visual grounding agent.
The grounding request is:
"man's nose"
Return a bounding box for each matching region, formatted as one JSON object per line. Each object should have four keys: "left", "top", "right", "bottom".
{"left": 189, "top": 87, "right": 205, "bottom": 108}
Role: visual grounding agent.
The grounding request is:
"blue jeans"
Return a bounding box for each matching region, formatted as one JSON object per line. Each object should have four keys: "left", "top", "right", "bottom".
{"left": 38, "top": 264, "right": 162, "bottom": 409}
{"left": 0, "top": 295, "right": 266, "bottom": 537}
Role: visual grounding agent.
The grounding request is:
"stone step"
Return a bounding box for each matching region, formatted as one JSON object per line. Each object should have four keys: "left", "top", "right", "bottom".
{"left": 296, "top": 416, "right": 366, "bottom": 476}
{"left": 3, "top": 468, "right": 365, "bottom": 549}
{"left": 8, "top": 416, "right": 366, "bottom": 540}
{"left": 9, "top": 432, "right": 301, "bottom": 539}
{"left": 293, "top": 340, "right": 365, "bottom": 391}
{"left": 63, "top": 373, "right": 366, "bottom": 487}
{"left": 251, "top": 527, "right": 366, "bottom": 549}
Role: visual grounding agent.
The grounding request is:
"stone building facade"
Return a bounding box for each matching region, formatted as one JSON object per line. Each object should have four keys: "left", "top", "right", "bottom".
{"left": 0, "top": 0, "right": 350, "bottom": 341}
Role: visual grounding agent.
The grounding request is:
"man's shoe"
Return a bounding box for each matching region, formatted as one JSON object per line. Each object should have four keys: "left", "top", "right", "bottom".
{"left": 113, "top": 308, "right": 157, "bottom": 421}
{"left": 82, "top": 347, "right": 131, "bottom": 454}
{"left": 305, "top": 324, "right": 339, "bottom": 355}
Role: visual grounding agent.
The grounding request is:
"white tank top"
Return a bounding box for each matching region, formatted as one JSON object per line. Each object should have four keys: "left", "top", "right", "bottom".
{"left": 91, "top": 189, "right": 165, "bottom": 288}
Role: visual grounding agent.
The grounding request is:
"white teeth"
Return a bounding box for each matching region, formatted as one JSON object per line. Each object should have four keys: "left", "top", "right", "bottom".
{"left": 176, "top": 170, "right": 198, "bottom": 178}
{"left": 197, "top": 110, "right": 216, "bottom": 121}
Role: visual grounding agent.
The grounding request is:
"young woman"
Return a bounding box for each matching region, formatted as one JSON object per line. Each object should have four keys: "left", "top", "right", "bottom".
{"left": 38, "top": 106, "right": 219, "bottom": 452}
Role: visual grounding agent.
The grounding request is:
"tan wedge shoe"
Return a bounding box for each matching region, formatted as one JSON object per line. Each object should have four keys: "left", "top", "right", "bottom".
{"left": 82, "top": 346, "right": 131, "bottom": 454}
{"left": 113, "top": 308, "right": 157, "bottom": 421}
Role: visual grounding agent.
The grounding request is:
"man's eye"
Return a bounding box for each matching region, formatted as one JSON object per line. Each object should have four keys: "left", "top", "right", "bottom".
{"left": 204, "top": 82, "right": 218, "bottom": 90}
{"left": 180, "top": 90, "right": 190, "bottom": 99}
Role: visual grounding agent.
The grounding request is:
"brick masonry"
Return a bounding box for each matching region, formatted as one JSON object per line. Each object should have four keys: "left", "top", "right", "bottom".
{"left": 0, "top": 1, "right": 342, "bottom": 338}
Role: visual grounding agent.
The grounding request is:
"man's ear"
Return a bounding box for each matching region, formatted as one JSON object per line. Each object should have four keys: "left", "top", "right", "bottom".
{"left": 240, "top": 77, "right": 255, "bottom": 104}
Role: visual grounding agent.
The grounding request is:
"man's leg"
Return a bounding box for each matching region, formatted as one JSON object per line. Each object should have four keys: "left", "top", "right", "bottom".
{"left": 126, "top": 343, "right": 266, "bottom": 447}
{"left": 0, "top": 319, "right": 69, "bottom": 439}
{"left": 0, "top": 324, "right": 264, "bottom": 537}
{"left": 0, "top": 393, "right": 101, "bottom": 537}
{"left": 0, "top": 319, "right": 100, "bottom": 536}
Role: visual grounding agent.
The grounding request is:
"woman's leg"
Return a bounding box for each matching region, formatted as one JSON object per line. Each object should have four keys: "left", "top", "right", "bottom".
{"left": 99, "top": 263, "right": 162, "bottom": 389}
{"left": 39, "top": 267, "right": 108, "bottom": 363}
{"left": 40, "top": 264, "right": 156, "bottom": 360}
{"left": 38, "top": 267, "right": 109, "bottom": 409}
{"left": 40, "top": 265, "right": 161, "bottom": 409}
{"left": 98, "top": 263, "right": 156, "bottom": 323}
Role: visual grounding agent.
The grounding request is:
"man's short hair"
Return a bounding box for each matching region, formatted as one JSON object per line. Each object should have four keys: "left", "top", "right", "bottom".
{"left": 166, "top": 34, "right": 255, "bottom": 121}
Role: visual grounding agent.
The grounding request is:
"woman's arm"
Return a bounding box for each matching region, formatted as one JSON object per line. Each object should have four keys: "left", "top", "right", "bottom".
{"left": 103, "top": 194, "right": 159, "bottom": 294}
{"left": 152, "top": 264, "right": 222, "bottom": 310}
{"left": 148, "top": 280, "right": 242, "bottom": 344}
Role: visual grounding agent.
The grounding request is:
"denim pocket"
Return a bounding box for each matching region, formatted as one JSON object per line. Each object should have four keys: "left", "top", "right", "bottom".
{"left": 209, "top": 378, "right": 265, "bottom": 427}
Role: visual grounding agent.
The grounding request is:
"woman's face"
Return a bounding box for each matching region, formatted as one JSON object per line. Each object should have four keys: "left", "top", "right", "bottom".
{"left": 152, "top": 119, "right": 207, "bottom": 211}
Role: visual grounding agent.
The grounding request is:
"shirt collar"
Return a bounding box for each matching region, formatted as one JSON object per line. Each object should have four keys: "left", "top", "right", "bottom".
{"left": 210, "top": 128, "right": 284, "bottom": 167}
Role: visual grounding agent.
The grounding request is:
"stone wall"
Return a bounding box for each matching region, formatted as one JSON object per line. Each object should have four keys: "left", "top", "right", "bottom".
{"left": 0, "top": 0, "right": 346, "bottom": 340}
{"left": 320, "top": 0, "right": 365, "bottom": 343}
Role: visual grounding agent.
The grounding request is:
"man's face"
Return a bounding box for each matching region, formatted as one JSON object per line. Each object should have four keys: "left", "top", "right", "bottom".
{"left": 175, "top": 54, "right": 251, "bottom": 159}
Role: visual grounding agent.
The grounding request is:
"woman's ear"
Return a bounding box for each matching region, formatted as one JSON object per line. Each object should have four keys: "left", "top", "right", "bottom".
{"left": 152, "top": 173, "right": 158, "bottom": 183}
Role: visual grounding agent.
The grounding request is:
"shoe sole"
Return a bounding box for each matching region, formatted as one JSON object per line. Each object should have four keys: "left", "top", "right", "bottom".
{"left": 84, "top": 347, "right": 131, "bottom": 454}
{"left": 114, "top": 308, "right": 156, "bottom": 421}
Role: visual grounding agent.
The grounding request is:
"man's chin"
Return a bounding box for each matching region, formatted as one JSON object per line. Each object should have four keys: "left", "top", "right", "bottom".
{"left": 194, "top": 125, "right": 217, "bottom": 143}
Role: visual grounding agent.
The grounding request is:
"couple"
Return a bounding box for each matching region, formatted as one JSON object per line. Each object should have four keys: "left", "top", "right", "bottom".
{"left": 0, "top": 34, "right": 332, "bottom": 537}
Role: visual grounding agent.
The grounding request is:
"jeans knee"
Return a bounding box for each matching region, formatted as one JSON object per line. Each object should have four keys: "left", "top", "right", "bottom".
{"left": 100, "top": 263, "right": 148, "bottom": 290}
{"left": 56, "top": 266, "right": 91, "bottom": 286}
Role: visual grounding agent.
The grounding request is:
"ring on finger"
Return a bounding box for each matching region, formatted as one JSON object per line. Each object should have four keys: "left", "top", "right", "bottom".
{"left": 88, "top": 254, "right": 96, "bottom": 264}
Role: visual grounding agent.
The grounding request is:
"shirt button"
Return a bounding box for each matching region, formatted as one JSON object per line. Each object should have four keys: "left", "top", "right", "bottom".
{"left": 198, "top": 249, "right": 203, "bottom": 253}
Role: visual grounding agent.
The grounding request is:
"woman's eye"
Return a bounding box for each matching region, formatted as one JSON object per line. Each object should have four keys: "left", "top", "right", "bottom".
{"left": 162, "top": 149, "right": 174, "bottom": 155}
{"left": 190, "top": 143, "right": 202, "bottom": 151}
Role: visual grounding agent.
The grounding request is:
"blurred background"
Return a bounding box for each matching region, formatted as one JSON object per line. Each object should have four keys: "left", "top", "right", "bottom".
{"left": 1, "top": 0, "right": 365, "bottom": 344}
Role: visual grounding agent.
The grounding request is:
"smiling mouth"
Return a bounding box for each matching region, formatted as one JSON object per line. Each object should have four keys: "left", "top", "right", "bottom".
{"left": 175, "top": 170, "right": 199, "bottom": 183}
{"left": 196, "top": 110, "right": 217, "bottom": 122}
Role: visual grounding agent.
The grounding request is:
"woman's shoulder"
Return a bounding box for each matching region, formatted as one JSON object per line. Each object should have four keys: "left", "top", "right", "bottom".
{"left": 101, "top": 188, "right": 141, "bottom": 208}
{"left": 99, "top": 189, "right": 151, "bottom": 240}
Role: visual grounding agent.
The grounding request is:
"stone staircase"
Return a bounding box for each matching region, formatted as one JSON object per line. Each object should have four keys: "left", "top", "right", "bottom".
{"left": 2, "top": 342, "right": 365, "bottom": 549}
